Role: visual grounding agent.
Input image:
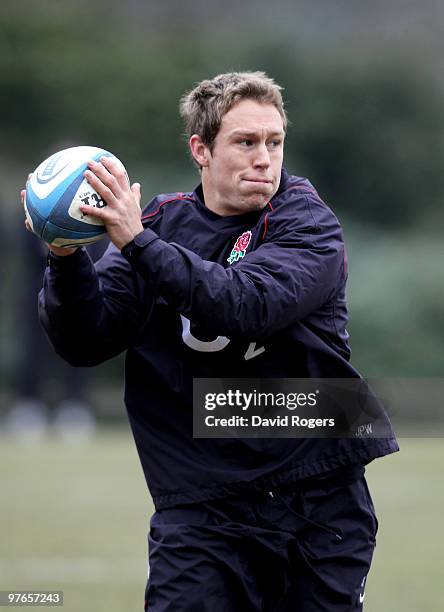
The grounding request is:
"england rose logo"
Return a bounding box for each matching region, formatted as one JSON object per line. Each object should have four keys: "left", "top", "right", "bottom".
{"left": 227, "top": 230, "right": 252, "bottom": 265}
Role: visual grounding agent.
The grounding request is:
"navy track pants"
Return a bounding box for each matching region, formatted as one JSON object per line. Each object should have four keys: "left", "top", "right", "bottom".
{"left": 145, "top": 465, "right": 378, "bottom": 611}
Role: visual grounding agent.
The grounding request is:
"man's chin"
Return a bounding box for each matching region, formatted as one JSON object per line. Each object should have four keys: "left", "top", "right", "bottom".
{"left": 246, "top": 186, "right": 274, "bottom": 200}
{"left": 242, "top": 195, "right": 270, "bottom": 211}
{"left": 241, "top": 181, "right": 275, "bottom": 200}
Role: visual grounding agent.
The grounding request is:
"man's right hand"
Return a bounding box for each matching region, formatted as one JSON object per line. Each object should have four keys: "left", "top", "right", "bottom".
{"left": 21, "top": 180, "right": 78, "bottom": 257}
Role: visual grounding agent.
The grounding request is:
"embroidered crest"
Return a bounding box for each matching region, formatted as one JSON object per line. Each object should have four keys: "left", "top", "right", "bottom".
{"left": 227, "top": 230, "right": 252, "bottom": 265}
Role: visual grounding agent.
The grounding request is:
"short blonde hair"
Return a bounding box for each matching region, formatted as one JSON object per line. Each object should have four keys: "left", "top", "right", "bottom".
{"left": 179, "top": 71, "right": 287, "bottom": 151}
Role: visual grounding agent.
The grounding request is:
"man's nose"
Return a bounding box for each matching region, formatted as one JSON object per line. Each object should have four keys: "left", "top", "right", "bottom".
{"left": 253, "top": 143, "right": 271, "bottom": 168}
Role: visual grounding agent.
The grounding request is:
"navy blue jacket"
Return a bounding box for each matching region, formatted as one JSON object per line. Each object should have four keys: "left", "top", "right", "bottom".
{"left": 39, "top": 169, "right": 398, "bottom": 509}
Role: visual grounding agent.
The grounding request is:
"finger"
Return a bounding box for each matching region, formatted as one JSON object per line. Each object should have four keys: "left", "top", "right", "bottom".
{"left": 79, "top": 203, "right": 109, "bottom": 221}
{"left": 86, "top": 159, "right": 121, "bottom": 199}
{"left": 84, "top": 169, "right": 117, "bottom": 207}
{"left": 87, "top": 157, "right": 121, "bottom": 197}
{"left": 21, "top": 189, "right": 26, "bottom": 207}
{"left": 99, "top": 156, "right": 129, "bottom": 190}
{"left": 27, "top": 172, "right": 33, "bottom": 184}
{"left": 131, "top": 183, "right": 141, "bottom": 208}
{"left": 25, "top": 219, "right": 32, "bottom": 232}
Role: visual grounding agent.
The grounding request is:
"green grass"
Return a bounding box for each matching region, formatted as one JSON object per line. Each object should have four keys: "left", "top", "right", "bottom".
{"left": 365, "top": 438, "right": 444, "bottom": 612}
{"left": 0, "top": 431, "right": 442, "bottom": 611}
{"left": 0, "top": 429, "right": 151, "bottom": 612}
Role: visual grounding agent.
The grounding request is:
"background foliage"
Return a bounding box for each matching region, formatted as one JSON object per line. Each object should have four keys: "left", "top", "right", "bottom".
{"left": 0, "top": 0, "right": 442, "bottom": 384}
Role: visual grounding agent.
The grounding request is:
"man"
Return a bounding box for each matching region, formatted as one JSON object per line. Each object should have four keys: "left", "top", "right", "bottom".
{"left": 29, "top": 72, "right": 398, "bottom": 610}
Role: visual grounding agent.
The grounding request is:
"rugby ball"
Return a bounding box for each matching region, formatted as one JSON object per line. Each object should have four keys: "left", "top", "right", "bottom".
{"left": 25, "top": 146, "right": 127, "bottom": 247}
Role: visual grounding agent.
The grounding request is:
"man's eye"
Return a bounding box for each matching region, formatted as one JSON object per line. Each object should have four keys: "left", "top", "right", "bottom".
{"left": 239, "top": 139, "right": 253, "bottom": 146}
{"left": 269, "top": 140, "right": 282, "bottom": 148}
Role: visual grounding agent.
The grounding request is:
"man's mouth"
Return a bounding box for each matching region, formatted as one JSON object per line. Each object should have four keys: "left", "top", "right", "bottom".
{"left": 242, "top": 178, "right": 272, "bottom": 184}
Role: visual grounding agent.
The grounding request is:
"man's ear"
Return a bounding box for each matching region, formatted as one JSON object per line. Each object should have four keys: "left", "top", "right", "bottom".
{"left": 189, "top": 135, "right": 210, "bottom": 168}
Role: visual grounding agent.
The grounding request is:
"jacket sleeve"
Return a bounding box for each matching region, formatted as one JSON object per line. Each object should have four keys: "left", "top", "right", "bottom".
{"left": 123, "top": 194, "right": 346, "bottom": 340}
{"left": 39, "top": 244, "right": 150, "bottom": 366}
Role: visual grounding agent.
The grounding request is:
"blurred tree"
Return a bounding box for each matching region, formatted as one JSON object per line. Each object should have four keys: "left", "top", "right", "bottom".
{"left": 1, "top": 11, "right": 444, "bottom": 228}
{"left": 250, "top": 43, "right": 444, "bottom": 227}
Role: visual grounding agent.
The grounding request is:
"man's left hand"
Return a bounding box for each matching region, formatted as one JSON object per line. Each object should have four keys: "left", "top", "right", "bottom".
{"left": 82, "top": 157, "right": 144, "bottom": 250}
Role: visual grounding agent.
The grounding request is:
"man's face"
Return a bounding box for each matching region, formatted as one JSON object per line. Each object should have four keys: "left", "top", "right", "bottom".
{"left": 198, "top": 99, "right": 285, "bottom": 216}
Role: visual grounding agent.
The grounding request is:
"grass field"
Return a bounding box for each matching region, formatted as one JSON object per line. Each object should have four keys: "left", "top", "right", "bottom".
{"left": 0, "top": 429, "right": 442, "bottom": 611}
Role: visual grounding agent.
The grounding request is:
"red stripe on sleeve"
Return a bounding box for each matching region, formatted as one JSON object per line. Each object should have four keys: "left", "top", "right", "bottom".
{"left": 141, "top": 194, "right": 195, "bottom": 221}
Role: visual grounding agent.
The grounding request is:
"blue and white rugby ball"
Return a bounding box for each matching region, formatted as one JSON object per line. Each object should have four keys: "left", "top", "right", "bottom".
{"left": 25, "top": 146, "right": 127, "bottom": 247}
